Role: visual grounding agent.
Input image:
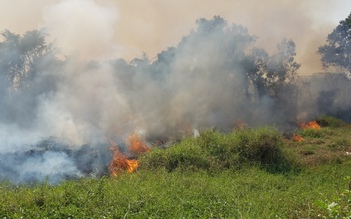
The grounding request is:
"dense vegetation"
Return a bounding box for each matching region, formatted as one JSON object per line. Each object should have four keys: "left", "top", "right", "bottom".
{"left": 1, "top": 116, "right": 351, "bottom": 218}
{"left": 318, "top": 12, "right": 351, "bottom": 75}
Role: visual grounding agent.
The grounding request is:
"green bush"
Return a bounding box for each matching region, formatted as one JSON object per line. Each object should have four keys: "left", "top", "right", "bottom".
{"left": 140, "top": 127, "right": 294, "bottom": 173}
{"left": 139, "top": 138, "right": 212, "bottom": 172}
{"left": 197, "top": 130, "right": 241, "bottom": 169}
{"left": 236, "top": 127, "right": 293, "bottom": 172}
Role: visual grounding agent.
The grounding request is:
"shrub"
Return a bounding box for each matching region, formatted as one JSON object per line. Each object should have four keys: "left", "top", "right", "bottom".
{"left": 197, "top": 130, "right": 240, "bottom": 169}
{"left": 139, "top": 138, "right": 212, "bottom": 172}
{"left": 236, "top": 127, "right": 292, "bottom": 172}
{"left": 140, "top": 127, "right": 295, "bottom": 173}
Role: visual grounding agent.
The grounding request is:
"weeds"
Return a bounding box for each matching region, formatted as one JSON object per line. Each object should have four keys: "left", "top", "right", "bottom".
{"left": 140, "top": 126, "right": 295, "bottom": 173}
{"left": 316, "top": 176, "right": 351, "bottom": 218}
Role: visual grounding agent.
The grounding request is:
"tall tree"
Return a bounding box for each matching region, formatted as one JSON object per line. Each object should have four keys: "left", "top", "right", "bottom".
{"left": 0, "top": 29, "right": 57, "bottom": 90}
{"left": 318, "top": 12, "right": 351, "bottom": 74}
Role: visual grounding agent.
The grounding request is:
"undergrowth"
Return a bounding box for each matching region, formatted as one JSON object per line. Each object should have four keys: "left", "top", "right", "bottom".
{"left": 139, "top": 126, "right": 296, "bottom": 174}
{"left": 1, "top": 117, "right": 351, "bottom": 218}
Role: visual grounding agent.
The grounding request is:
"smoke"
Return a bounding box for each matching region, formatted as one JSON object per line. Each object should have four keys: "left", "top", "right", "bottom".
{"left": 0, "top": 0, "right": 350, "bottom": 184}
{"left": 0, "top": 1, "right": 350, "bottom": 72}
{"left": 42, "top": 0, "right": 118, "bottom": 60}
{"left": 298, "top": 73, "right": 351, "bottom": 122}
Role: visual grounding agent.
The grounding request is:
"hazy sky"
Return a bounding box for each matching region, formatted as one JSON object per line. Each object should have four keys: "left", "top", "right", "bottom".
{"left": 0, "top": 0, "right": 350, "bottom": 74}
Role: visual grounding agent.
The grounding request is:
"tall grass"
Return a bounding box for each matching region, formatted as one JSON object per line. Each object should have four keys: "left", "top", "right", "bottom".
{"left": 140, "top": 127, "right": 296, "bottom": 173}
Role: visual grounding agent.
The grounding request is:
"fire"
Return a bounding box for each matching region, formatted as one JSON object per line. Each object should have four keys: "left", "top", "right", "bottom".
{"left": 109, "top": 132, "right": 150, "bottom": 176}
{"left": 234, "top": 119, "right": 247, "bottom": 130}
{"left": 291, "top": 133, "right": 304, "bottom": 142}
{"left": 109, "top": 146, "right": 139, "bottom": 176}
{"left": 128, "top": 132, "right": 150, "bottom": 155}
{"left": 299, "top": 121, "right": 321, "bottom": 130}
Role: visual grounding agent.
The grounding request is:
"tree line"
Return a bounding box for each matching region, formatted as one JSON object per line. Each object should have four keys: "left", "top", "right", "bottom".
{"left": 0, "top": 13, "right": 350, "bottom": 127}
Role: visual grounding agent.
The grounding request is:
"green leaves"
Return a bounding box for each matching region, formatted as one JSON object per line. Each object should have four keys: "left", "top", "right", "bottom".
{"left": 318, "top": 12, "right": 351, "bottom": 74}
{"left": 0, "top": 29, "right": 57, "bottom": 90}
{"left": 139, "top": 127, "right": 294, "bottom": 173}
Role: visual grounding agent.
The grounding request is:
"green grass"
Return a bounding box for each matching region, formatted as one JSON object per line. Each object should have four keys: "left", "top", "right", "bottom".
{"left": 1, "top": 164, "right": 351, "bottom": 218}
{"left": 1, "top": 118, "right": 351, "bottom": 218}
{"left": 140, "top": 127, "right": 294, "bottom": 174}
{"left": 315, "top": 115, "right": 349, "bottom": 128}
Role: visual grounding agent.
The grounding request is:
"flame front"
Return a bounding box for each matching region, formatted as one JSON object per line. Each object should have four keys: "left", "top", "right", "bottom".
{"left": 109, "top": 132, "right": 150, "bottom": 177}
{"left": 109, "top": 146, "right": 139, "bottom": 176}
{"left": 292, "top": 133, "right": 304, "bottom": 142}
{"left": 128, "top": 132, "right": 150, "bottom": 155}
{"left": 299, "top": 121, "right": 321, "bottom": 130}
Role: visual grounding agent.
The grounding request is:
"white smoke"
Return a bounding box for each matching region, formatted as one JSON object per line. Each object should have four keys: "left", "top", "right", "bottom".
{"left": 42, "top": 0, "right": 119, "bottom": 60}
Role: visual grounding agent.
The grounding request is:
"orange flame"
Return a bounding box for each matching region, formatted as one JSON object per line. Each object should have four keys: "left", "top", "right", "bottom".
{"left": 299, "top": 121, "right": 321, "bottom": 130}
{"left": 109, "top": 146, "right": 139, "bottom": 176}
{"left": 234, "top": 119, "right": 247, "bottom": 130}
{"left": 109, "top": 132, "right": 150, "bottom": 177}
{"left": 128, "top": 132, "right": 150, "bottom": 155}
{"left": 291, "top": 134, "right": 304, "bottom": 142}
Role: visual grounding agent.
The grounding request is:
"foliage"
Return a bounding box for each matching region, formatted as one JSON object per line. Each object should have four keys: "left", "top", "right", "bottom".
{"left": 1, "top": 123, "right": 351, "bottom": 217}
{"left": 1, "top": 162, "right": 351, "bottom": 218}
{"left": 236, "top": 127, "right": 291, "bottom": 172}
{"left": 299, "top": 128, "right": 326, "bottom": 138}
{"left": 316, "top": 115, "right": 349, "bottom": 127}
{"left": 244, "top": 38, "right": 300, "bottom": 99}
{"left": 112, "top": 16, "right": 301, "bottom": 127}
{"left": 176, "top": 16, "right": 300, "bottom": 101}
{"left": 140, "top": 127, "right": 295, "bottom": 173}
{"left": 0, "top": 29, "right": 57, "bottom": 90}
{"left": 288, "top": 118, "right": 351, "bottom": 167}
{"left": 316, "top": 176, "right": 351, "bottom": 218}
{"left": 318, "top": 12, "right": 351, "bottom": 74}
{"left": 139, "top": 140, "right": 213, "bottom": 172}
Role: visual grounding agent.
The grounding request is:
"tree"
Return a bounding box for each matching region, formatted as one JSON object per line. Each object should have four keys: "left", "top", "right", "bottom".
{"left": 318, "top": 12, "right": 351, "bottom": 74}
{"left": 242, "top": 38, "right": 300, "bottom": 100}
{"left": 265, "top": 39, "right": 300, "bottom": 97}
{"left": 0, "top": 29, "right": 57, "bottom": 90}
{"left": 0, "top": 29, "right": 61, "bottom": 127}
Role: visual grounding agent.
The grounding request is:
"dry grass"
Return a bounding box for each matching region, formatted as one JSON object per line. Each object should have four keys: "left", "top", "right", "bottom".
{"left": 285, "top": 125, "right": 351, "bottom": 167}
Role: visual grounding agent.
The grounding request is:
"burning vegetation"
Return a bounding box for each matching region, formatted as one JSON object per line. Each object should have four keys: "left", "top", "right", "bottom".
{"left": 109, "top": 146, "right": 139, "bottom": 176}
{"left": 109, "top": 133, "right": 150, "bottom": 176}
{"left": 0, "top": 13, "right": 351, "bottom": 184}
{"left": 291, "top": 134, "right": 304, "bottom": 142}
{"left": 299, "top": 121, "right": 321, "bottom": 130}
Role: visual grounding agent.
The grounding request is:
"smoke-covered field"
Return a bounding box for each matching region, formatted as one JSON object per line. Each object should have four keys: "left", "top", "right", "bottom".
{"left": 0, "top": 0, "right": 350, "bottom": 184}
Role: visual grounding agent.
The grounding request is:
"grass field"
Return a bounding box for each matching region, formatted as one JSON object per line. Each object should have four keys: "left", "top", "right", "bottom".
{"left": 1, "top": 116, "right": 351, "bottom": 218}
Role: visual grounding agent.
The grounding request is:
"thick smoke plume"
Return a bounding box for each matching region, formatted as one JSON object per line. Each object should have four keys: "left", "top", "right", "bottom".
{"left": 0, "top": 1, "right": 350, "bottom": 184}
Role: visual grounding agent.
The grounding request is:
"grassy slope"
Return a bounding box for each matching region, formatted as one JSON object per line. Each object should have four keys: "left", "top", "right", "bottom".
{"left": 1, "top": 117, "right": 351, "bottom": 218}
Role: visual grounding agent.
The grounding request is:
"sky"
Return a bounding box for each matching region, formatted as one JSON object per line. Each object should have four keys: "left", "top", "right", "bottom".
{"left": 0, "top": 0, "right": 350, "bottom": 74}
